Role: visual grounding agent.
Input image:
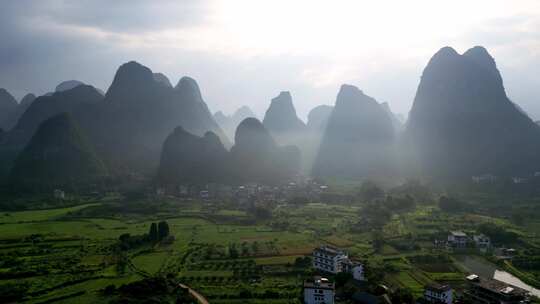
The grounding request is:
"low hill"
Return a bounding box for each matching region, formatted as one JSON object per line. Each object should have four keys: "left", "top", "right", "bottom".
{"left": 9, "top": 113, "right": 107, "bottom": 191}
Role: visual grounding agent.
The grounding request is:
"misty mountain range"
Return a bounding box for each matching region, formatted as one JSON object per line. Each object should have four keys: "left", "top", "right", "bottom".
{"left": 1, "top": 45, "right": 539, "bottom": 190}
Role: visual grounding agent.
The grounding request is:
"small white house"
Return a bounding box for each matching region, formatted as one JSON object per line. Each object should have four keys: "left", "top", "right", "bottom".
{"left": 512, "top": 177, "right": 527, "bottom": 184}
{"left": 53, "top": 189, "right": 65, "bottom": 200}
{"left": 200, "top": 190, "right": 210, "bottom": 199}
{"left": 155, "top": 187, "right": 165, "bottom": 197}
{"left": 472, "top": 174, "right": 496, "bottom": 183}
{"left": 351, "top": 263, "right": 365, "bottom": 281}
{"left": 304, "top": 276, "right": 334, "bottom": 304}
{"left": 473, "top": 234, "right": 491, "bottom": 251}
{"left": 423, "top": 283, "right": 453, "bottom": 304}
{"left": 448, "top": 231, "right": 468, "bottom": 248}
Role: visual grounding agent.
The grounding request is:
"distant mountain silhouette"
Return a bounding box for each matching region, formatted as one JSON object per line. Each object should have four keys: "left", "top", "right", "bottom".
{"left": 313, "top": 84, "right": 396, "bottom": 179}
{"left": 153, "top": 73, "right": 173, "bottom": 88}
{"left": 307, "top": 105, "right": 333, "bottom": 132}
{"left": 19, "top": 93, "right": 36, "bottom": 109}
{"left": 214, "top": 105, "right": 257, "bottom": 141}
{"left": 0, "top": 88, "right": 18, "bottom": 130}
{"left": 55, "top": 80, "right": 86, "bottom": 92}
{"left": 158, "top": 118, "right": 300, "bottom": 185}
{"left": 7, "top": 85, "right": 104, "bottom": 149}
{"left": 262, "top": 91, "right": 310, "bottom": 173}
{"left": 214, "top": 111, "right": 228, "bottom": 127}
{"left": 380, "top": 102, "right": 403, "bottom": 132}
{"left": 3, "top": 93, "right": 36, "bottom": 132}
{"left": 93, "top": 61, "right": 229, "bottom": 173}
{"left": 174, "top": 76, "right": 228, "bottom": 145}
{"left": 302, "top": 105, "right": 334, "bottom": 175}
{"left": 231, "top": 118, "right": 300, "bottom": 184}
{"left": 404, "top": 46, "right": 540, "bottom": 179}
{"left": 262, "top": 91, "right": 306, "bottom": 143}
{"left": 1, "top": 61, "right": 228, "bottom": 178}
{"left": 0, "top": 92, "right": 38, "bottom": 132}
{"left": 9, "top": 113, "right": 107, "bottom": 190}
{"left": 233, "top": 106, "right": 257, "bottom": 122}
{"left": 157, "top": 127, "right": 228, "bottom": 185}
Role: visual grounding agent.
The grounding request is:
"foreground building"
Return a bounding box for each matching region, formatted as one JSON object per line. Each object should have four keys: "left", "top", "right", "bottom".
{"left": 473, "top": 234, "right": 491, "bottom": 251}
{"left": 312, "top": 245, "right": 366, "bottom": 280}
{"left": 348, "top": 262, "right": 366, "bottom": 281}
{"left": 304, "top": 276, "right": 335, "bottom": 304}
{"left": 313, "top": 245, "right": 349, "bottom": 274}
{"left": 447, "top": 231, "right": 468, "bottom": 248}
{"left": 463, "top": 274, "right": 530, "bottom": 304}
{"left": 420, "top": 283, "right": 453, "bottom": 304}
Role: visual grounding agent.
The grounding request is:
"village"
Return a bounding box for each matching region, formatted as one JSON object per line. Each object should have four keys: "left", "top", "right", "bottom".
{"left": 303, "top": 240, "right": 531, "bottom": 304}
{"left": 2, "top": 178, "right": 540, "bottom": 303}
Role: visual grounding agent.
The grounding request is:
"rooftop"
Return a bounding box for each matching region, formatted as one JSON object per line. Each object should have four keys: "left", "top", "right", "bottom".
{"left": 467, "top": 275, "right": 529, "bottom": 297}
{"left": 450, "top": 231, "right": 467, "bottom": 237}
{"left": 426, "top": 282, "right": 452, "bottom": 292}
{"left": 304, "top": 276, "right": 335, "bottom": 290}
{"left": 314, "top": 245, "right": 345, "bottom": 256}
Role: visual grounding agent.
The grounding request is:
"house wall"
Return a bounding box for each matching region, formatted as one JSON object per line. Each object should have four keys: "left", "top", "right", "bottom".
{"left": 424, "top": 289, "right": 453, "bottom": 304}
{"left": 304, "top": 287, "right": 334, "bottom": 304}
{"left": 312, "top": 249, "right": 347, "bottom": 274}
{"left": 352, "top": 265, "right": 365, "bottom": 281}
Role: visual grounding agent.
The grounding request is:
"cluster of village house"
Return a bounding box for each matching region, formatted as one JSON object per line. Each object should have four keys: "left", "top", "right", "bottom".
{"left": 446, "top": 231, "right": 517, "bottom": 259}
{"left": 471, "top": 172, "right": 540, "bottom": 184}
{"left": 304, "top": 244, "right": 531, "bottom": 304}
{"left": 155, "top": 178, "right": 330, "bottom": 204}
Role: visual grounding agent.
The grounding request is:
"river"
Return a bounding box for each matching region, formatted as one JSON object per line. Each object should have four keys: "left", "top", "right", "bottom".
{"left": 455, "top": 255, "right": 540, "bottom": 298}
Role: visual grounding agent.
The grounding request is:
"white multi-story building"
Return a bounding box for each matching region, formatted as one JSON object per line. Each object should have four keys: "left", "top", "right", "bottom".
{"left": 423, "top": 283, "right": 453, "bottom": 304}
{"left": 313, "top": 245, "right": 348, "bottom": 274}
{"left": 303, "top": 276, "right": 334, "bottom": 304}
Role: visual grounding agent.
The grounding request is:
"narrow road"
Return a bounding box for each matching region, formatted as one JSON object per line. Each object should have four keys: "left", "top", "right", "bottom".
{"left": 179, "top": 283, "right": 209, "bottom": 304}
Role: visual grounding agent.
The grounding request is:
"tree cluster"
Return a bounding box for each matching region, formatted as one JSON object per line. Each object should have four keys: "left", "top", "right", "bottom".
{"left": 117, "top": 220, "right": 172, "bottom": 250}
{"left": 477, "top": 223, "right": 518, "bottom": 245}
{"left": 149, "top": 221, "right": 170, "bottom": 242}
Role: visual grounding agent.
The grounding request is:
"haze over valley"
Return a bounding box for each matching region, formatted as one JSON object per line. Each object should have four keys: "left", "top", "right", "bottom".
{"left": 1, "top": 1, "right": 540, "bottom": 304}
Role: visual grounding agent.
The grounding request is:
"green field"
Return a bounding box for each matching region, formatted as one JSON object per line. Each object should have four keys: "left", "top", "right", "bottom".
{"left": 1, "top": 192, "right": 540, "bottom": 303}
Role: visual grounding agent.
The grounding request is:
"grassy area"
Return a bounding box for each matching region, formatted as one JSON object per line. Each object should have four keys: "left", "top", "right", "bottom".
{"left": 1, "top": 194, "right": 540, "bottom": 303}
{"left": 0, "top": 203, "right": 101, "bottom": 223}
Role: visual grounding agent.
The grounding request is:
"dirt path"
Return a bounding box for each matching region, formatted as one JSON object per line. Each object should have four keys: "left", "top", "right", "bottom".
{"left": 179, "top": 283, "right": 209, "bottom": 304}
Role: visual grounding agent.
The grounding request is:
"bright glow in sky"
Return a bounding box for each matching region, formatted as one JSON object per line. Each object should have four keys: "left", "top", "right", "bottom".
{"left": 1, "top": 0, "right": 539, "bottom": 120}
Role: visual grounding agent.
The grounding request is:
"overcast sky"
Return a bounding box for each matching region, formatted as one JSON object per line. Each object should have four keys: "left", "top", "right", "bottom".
{"left": 1, "top": 0, "right": 539, "bottom": 120}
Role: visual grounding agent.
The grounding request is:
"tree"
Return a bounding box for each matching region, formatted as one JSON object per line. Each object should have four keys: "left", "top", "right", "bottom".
{"left": 360, "top": 201, "right": 392, "bottom": 228}
{"left": 229, "top": 243, "right": 239, "bottom": 259}
{"left": 389, "top": 179, "right": 433, "bottom": 204}
{"left": 158, "top": 221, "right": 170, "bottom": 240}
{"left": 372, "top": 230, "right": 384, "bottom": 253}
{"left": 116, "top": 255, "right": 127, "bottom": 274}
{"left": 253, "top": 206, "right": 272, "bottom": 220}
{"left": 0, "top": 282, "right": 29, "bottom": 303}
{"left": 358, "top": 181, "right": 385, "bottom": 202}
{"left": 510, "top": 212, "right": 525, "bottom": 226}
{"left": 390, "top": 288, "right": 414, "bottom": 304}
{"left": 335, "top": 272, "right": 352, "bottom": 287}
{"left": 119, "top": 233, "right": 131, "bottom": 243}
{"left": 477, "top": 223, "right": 518, "bottom": 244}
{"left": 383, "top": 195, "right": 416, "bottom": 213}
{"left": 294, "top": 256, "right": 311, "bottom": 268}
{"left": 438, "top": 195, "right": 468, "bottom": 212}
{"left": 149, "top": 223, "right": 158, "bottom": 242}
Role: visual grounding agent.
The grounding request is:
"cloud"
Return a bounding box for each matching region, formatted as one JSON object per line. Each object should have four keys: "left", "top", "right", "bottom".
{"left": 0, "top": 0, "right": 538, "bottom": 121}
